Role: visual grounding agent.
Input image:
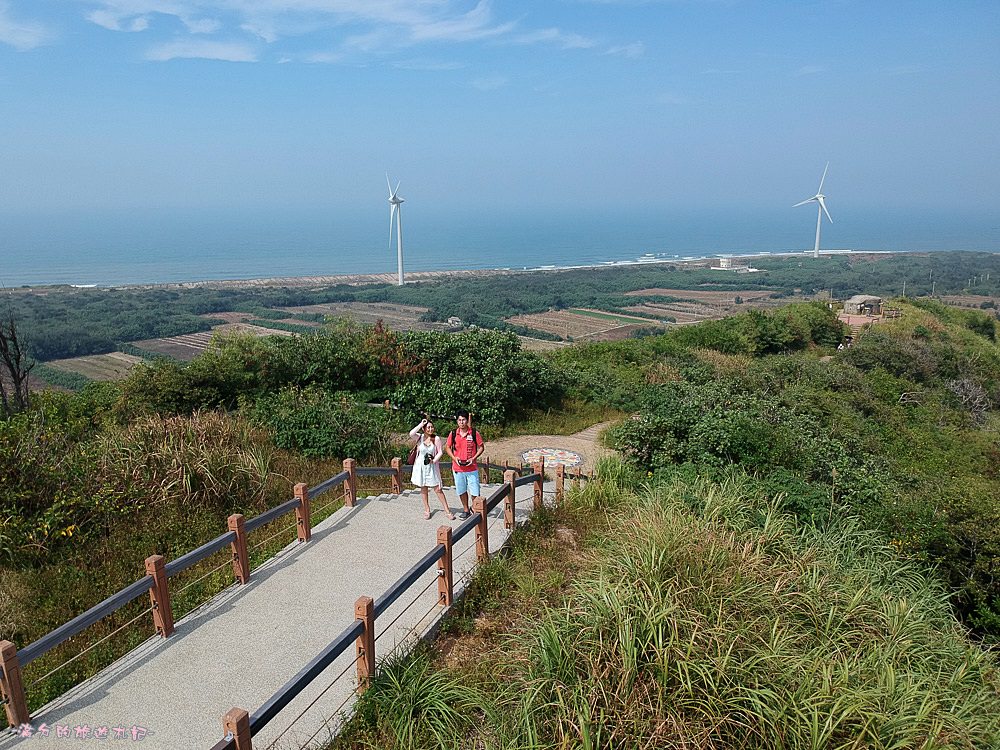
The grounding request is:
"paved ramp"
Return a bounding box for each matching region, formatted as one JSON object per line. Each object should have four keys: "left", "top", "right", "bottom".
{"left": 3, "top": 482, "right": 552, "bottom": 750}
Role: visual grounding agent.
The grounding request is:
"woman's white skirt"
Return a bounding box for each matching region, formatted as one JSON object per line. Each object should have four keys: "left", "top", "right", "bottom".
{"left": 411, "top": 461, "right": 443, "bottom": 488}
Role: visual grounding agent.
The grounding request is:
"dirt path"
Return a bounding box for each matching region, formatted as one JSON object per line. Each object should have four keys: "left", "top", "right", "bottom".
{"left": 479, "top": 420, "right": 618, "bottom": 472}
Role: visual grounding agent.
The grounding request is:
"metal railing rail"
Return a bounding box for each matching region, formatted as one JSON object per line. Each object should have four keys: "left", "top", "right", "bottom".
{"left": 514, "top": 472, "right": 542, "bottom": 488}
{"left": 165, "top": 532, "right": 238, "bottom": 578}
{"left": 19, "top": 575, "right": 155, "bottom": 666}
{"left": 354, "top": 467, "right": 396, "bottom": 477}
{"left": 308, "top": 470, "right": 349, "bottom": 498}
{"left": 248, "top": 620, "right": 364, "bottom": 736}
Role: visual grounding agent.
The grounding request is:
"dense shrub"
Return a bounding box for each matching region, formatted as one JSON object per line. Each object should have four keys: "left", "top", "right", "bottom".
{"left": 391, "top": 329, "right": 564, "bottom": 424}
{"left": 246, "top": 388, "right": 390, "bottom": 460}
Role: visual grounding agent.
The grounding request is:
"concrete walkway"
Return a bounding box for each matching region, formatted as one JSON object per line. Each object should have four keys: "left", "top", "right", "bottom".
{"left": 2, "top": 481, "right": 553, "bottom": 750}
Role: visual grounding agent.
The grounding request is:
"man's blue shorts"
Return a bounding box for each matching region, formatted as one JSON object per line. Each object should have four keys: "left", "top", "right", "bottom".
{"left": 454, "top": 469, "right": 481, "bottom": 498}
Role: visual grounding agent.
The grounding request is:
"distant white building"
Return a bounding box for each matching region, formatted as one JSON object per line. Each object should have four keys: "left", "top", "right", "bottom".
{"left": 447, "top": 316, "right": 463, "bottom": 328}
{"left": 843, "top": 295, "right": 883, "bottom": 315}
{"left": 712, "top": 257, "right": 760, "bottom": 273}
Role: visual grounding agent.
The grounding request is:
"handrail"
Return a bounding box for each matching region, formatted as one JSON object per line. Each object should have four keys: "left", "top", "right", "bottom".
{"left": 20, "top": 575, "right": 155, "bottom": 665}
{"left": 373, "top": 546, "right": 445, "bottom": 619}
{"left": 248, "top": 619, "right": 365, "bottom": 735}
{"left": 244, "top": 498, "right": 300, "bottom": 534}
{"left": 484, "top": 483, "right": 510, "bottom": 513}
{"left": 165, "top": 531, "right": 238, "bottom": 577}
{"left": 355, "top": 467, "right": 396, "bottom": 477}
{"left": 451, "top": 512, "right": 482, "bottom": 545}
{"left": 310, "top": 471, "right": 348, "bottom": 498}
{"left": 514, "top": 472, "right": 542, "bottom": 488}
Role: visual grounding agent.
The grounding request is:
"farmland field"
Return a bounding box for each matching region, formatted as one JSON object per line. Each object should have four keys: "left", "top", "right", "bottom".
{"left": 278, "top": 302, "right": 454, "bottom": 332}
{"left": 623, "top": 288, "right": 803, "bottom": 325}
{"left": 46, "top": 352, "right": 144, "bottom": 381}
{"left": 506, "top": 309, "right": 664, "bottom": 341}
{"left": 134, "top": 322, "right": 295, "bottom": 361}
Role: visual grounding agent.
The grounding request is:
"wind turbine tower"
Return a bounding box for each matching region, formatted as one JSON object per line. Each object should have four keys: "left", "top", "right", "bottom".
{"left": 793, "top": 162, "right": 833, "bottom": 258}
{"left": 387, "top": 175, "right": 405, "bottom": 286}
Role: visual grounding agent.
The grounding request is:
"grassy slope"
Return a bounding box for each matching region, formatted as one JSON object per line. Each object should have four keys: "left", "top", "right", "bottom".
{"left": 333, "top": 463, "right": 1000, "bottom": 749}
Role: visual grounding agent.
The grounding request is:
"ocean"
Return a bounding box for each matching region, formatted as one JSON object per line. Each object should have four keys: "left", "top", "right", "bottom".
{"left": 1, "top": 207, "right": 997, "bottom": 287}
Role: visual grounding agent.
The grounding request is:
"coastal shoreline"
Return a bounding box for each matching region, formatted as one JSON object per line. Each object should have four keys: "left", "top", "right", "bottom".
{"left": 24, "top": 248, "right": 896, "bottom": 293}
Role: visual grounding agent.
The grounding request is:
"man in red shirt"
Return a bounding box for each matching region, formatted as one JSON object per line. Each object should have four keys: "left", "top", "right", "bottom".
{"left": 445, "top": 409, "right": 485, "bottom": 519}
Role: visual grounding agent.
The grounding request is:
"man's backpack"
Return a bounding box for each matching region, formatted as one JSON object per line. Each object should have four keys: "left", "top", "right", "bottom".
{"left": 448, "top": 428, "right": 482, "bottom": 453}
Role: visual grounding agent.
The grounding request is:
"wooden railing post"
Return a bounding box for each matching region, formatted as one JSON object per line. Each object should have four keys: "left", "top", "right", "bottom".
{"left": 228, "top": 514, "right": 250, "bottom": 585}
{"left": 473, "top": 497, "right": 489, "bottom": 562}
{"left": 503, "top": 469, "right": 517, "bottom": 530}
{"left": 437, "top": 526, "right": 454, "bottom": 606}
{"left": 556, "top": 464, "right": 565, "bottom": 505}
{"left": 533, "top": 458, "right": 545, "bottom": 511}
{"left": 294, "top": 483, "right": 311, "bottom": 543}
{"left": 355, "top": 596, "right": 375, "bottom": 692}
{"left": 222, "top": 707, "right": 252, "bottom": 750}
{"left": 145, "top": 555, "right": 174, "bottom": 638}
{"left": 0, "top": 640, "right": 29, "bottom": 728}
{"left": 391, "top": 457, "right": 403, "bottom": 494}
{"left": 343, "top": 458, "right": 357, "bottom": 508}
{"left": 480, "top": 455, "right": 490, "bottom": 485}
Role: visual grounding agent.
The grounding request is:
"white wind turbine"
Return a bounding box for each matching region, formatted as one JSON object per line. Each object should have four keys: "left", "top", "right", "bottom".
{"left": 387, "top": 175, "right": 405, "bottom": 286}
{"left": 793, "top": 162, "right": 833, "bottom": 258}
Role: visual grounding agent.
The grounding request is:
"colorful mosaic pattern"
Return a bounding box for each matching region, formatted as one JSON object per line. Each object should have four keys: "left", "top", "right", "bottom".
{"left": 520, "top": 447, "right": 583, "bottom": 467}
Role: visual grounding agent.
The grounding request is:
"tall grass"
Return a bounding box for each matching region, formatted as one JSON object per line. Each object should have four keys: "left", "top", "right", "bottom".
{"left": 333, "top": 464, "right": 1000, "bottom": 749}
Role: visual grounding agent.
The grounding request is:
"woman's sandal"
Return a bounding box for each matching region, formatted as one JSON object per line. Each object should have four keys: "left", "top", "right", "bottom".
{"left": 447, "top": 513, "right": 456, "bottom": 521}
{"left": 424, "top": 511, "right": 431, "bottom": 520}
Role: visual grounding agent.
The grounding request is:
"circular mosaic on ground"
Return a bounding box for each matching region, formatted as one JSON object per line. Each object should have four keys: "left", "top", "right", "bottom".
{"left": 520, "top": 447, "right": 584, "bottom": 467}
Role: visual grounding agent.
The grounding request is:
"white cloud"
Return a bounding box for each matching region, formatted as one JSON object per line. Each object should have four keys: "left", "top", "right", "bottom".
{"left": 144, "top": 38, "right": 257, "bottom": 61}
{"left": 471, "top": 74, "right": 507, "bottom": 90}
{"left": 78, "top": 1, "right": 615, "bottom": 60}
{"left": 87, "top": 9, "right": 150, "bottom": 31}
{"left": 408, "top": 1, "right": 514, "bottom": 43}
{"left": 605, "top": 41, "right": 644, "bottom": 58}
{"left": 392, "top": 59, "right": 466, "bottom": 71}
{"left": 0, "top": 1, "right": 53, "bottom": 50}
{"left": 513, "top": 28, "right": 596, "bottom": 50}
{"left": 183, "top": 17, "right": 221, "bottom": 34}
{"left": 794, "top": 64, "right": 826, "bottom": 76}
{"left": 304, "top": 50, "right": 344, "bottom": 63}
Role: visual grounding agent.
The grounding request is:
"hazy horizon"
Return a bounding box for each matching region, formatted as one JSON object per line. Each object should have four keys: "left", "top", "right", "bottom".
{"left": 3, "top": 206, "right": 997, "bottom": 287}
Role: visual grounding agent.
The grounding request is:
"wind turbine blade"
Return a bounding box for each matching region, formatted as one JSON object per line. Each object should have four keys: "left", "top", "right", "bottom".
{"left": 817, "top": 161, "right": 829, "bottom": 193}
{"left": 819, "top": 197, "right": 833, "bottom": 223}
{"left": 388, "top": 203, "right": 396, "bottom": 252}
{"left": 792, "top": 198, "right": 816, "bottom": 208}
{"left": 386, "top": 173, "right": 394, "bottom": 197}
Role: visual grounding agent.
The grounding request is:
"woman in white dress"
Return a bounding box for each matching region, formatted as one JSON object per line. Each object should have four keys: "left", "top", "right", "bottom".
{"left": 409, "top": 418, "right": 456, "bottom": 520}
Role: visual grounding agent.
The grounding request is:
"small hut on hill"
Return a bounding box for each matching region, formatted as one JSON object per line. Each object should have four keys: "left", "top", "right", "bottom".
{"left": 844, "top": 295, "right": 883, "bottom": 316}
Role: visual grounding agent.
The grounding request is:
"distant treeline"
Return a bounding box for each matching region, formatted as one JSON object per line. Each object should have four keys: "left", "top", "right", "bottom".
{"left": 8, "top": 251, "right": 1000, "bottom": 361}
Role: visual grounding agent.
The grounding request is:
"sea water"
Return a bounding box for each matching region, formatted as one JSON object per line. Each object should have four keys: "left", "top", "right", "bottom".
{"left": 1, "top": 207, "right": 997, "bottom": 287}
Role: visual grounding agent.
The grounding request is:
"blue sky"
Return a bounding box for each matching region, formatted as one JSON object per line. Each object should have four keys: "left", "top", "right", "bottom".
{"left": 1, "top": 1, "right": 999, "bottom": 219}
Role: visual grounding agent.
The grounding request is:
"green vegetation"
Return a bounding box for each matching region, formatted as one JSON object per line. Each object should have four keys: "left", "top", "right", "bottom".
{"left": 32, "top": 363, "right": 92, "bottom": 391}
{"left": 333, "top": 463, "right": 1000, "bottom": 749}
{"left": 10, "top": 251, "right": 1000, "bottom": 361}
{"left": 6, "top": 255, "right": 1000, "bottom": 740}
